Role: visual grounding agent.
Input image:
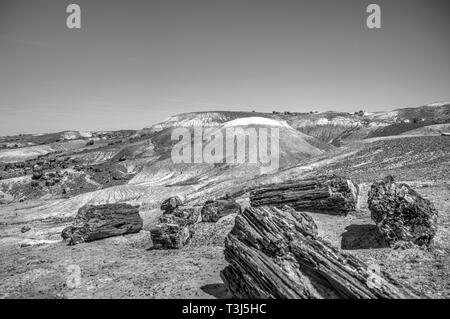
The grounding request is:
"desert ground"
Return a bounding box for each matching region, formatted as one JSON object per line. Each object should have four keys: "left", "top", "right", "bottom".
{"left": 0, "top": 103, "right": 449, "bottom": 299}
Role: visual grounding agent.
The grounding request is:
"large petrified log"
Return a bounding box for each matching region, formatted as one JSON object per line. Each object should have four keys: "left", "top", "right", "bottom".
{"left": 220, "top": 206, "right": 422, "bottom": 299}
{"left": 250, "top": 175, "right": 358, "bottom": 215}
{"left": 368, "top": 175, "right": 438, "bottom": 247}
{"left": 61, "top": 203, "right": 143, "bottom": 245}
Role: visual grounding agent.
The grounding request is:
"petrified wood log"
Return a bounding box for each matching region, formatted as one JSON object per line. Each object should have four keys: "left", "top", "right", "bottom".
{"left": 250, "top": 175, "right": 358, "bottom": 215}
{"left": 151, "top": 204, "right": 201, "bottom": 249}
{"left": 150, "top": 223, "right": 192, "bottom": 249}
{"left": 220, "top": 206, "right": 422, "bottom": 299}
{"left": 61, "top": 203, "right": 143, "bottom": 245}
{"left": 368, "top": 175, "right": 438, "bottom": 247}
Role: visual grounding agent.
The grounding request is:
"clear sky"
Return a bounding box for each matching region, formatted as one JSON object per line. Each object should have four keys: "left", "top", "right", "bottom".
{"left": 0, "top": 0, "right": 449, "bottom": 135}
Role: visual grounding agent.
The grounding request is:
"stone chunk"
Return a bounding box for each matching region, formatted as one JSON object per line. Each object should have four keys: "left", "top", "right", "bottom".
{"left": 150, "top": 223, "right": 192, "bottom": 250}
{"left": 368, "top": 175, "right": 438, "bottom": 247}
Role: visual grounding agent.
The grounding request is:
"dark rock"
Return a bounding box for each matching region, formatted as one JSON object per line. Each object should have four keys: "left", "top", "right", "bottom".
{"left": 220, "top": 205, "right": 423, "bottom": 299}
{"left": 160, "top": 196, "right": 183, "bottom": 214}
{"left": 171, "top": 206, "right": 202, "bottom": 223}
{"left": 150, "top": 223, "right": 192, "bottom": 249}
{"left": 201, "top": 199, "right": 241, "bottom": 222}
{"left": 368, "top": 176, "right": 438, "bottom": 247}
{"left": 21, "top": 225, "right": 31, "bottom": 233}
{"left": 32, "top": 166, "right": 43, "bottom": 180}
{"left": 45, "top": 180, "right": 55, "bottom": 187}
{"left": 30, "top": 180, "right": 40, "bottom": 187}
{"left": 250, "top": 175, "right": 358, "bottom": 215}
{"left": 61, "top": 203, "right": 143, "bottom": 245}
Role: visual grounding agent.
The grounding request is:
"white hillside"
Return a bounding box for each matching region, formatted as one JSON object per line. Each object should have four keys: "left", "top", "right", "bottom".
{"left": 426, "top": 102, "right": 450, "bottom": 107}
{"left": 221, "top": 117, "right": 292, "bottom": 129}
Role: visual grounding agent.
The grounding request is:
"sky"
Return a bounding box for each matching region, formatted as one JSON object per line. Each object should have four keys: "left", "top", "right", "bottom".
{"left": 0, "top": 0, "right": 449, "bottom": 135}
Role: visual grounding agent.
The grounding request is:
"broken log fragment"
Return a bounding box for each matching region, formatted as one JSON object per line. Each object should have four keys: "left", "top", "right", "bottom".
{"left": 150, "top": 223, "right": 192, "bottom": 249}
{"left": 61, "top": 203, "right": 143, "bottom": 245}
{"left": 151, "top": 199, "right": 201, "bottom": 249}
{"left": 250, "top": 175, "right": 358, "bottom": 215}
{"left": 220, "top": 206, "right": 423, "bottom": 299}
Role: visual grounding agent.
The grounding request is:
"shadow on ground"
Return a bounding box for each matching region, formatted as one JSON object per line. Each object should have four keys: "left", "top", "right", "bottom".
{"left": 200, "top": 283, "right": 231, "bottom": 299}
{"left": 341, "top": 224, "right": 389, "bottom": 250}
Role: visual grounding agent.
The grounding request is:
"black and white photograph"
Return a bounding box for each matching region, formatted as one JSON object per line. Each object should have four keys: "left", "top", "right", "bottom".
{"left": 0, "top": 0, "right": 449, "bottom": 303}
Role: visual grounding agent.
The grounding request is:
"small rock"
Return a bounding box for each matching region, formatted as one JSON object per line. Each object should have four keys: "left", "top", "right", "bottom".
{"left": 32, "top": 166, "right": 43, "bottom": 180}
{"left": 21, "top": 225, "right": 31, "bottom": 233}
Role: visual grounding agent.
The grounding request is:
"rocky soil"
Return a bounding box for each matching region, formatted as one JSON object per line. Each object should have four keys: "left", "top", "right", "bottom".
{"left": 0, "top": 105, "right": 449, "bottom": 299}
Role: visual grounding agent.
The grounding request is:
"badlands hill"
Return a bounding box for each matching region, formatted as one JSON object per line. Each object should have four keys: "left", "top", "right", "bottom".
{"left": 0, "top": 102, "right": 449, "bottom": 299}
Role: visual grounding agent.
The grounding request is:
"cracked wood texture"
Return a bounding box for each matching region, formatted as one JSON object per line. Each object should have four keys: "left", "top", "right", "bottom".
{"left": 250, "top": 175, "right": 358, "bottom": 215}
{"left": 220, "top": 206, "right": 423, "bottom": 299}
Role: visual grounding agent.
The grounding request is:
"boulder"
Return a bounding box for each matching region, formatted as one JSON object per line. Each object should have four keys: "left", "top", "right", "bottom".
{"left": 250, "top": 175, "right": 358, "bottom": 215}
{"left": 160, "top": 196, "right": 183, "bottom": 214}
{"left": 61, "top": 203, "right": 143, "bottom": 245}
{"left": 150, "top": 223, "right": 192, "bottom": 249}
{"left": 220, "top": 205, "right": 422, "bottom": 299}
{"left": 368, "top": 175, "right": 438, "bottom": 247}
{"left": 201, "top": 199, "right": 241, "bottom": 222}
